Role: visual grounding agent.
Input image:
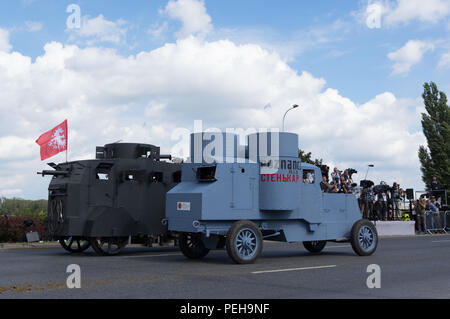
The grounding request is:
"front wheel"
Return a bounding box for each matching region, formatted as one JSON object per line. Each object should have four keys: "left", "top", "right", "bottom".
{"left": 59, "top": 237, "right": 91, "bottom": 253}
{"left": 179, "top": 233, "right": 210, "bottom": 259}
{"left": 226, "top": 220, "right": 263, "bottom": 264}
{"left": 90, "top": 237, "right": 128, "bottom": 256}
{"left": 350, "top": 219, "right": 378, "bottom": 256}
{"left": 303, "top": 240, "right": 327, "bottom": 253}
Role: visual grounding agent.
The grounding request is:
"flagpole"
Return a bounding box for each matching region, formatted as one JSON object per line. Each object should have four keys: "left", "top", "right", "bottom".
{"left": 66, "top": 119, "right": 68, "bottom": 163}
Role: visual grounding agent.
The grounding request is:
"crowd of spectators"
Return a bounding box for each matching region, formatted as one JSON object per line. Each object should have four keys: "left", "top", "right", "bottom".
{"left": 320, "top": 167, "right": 355, "bottom": 194}
{"left": 320, "top": 168, "right": 446, "bottom": 220}
{"left": 320, "top": 169, "right": 448, "bottom": 234}
{"left": 358, "top": 181, "right": 406, "bottom": 221}
{"left": 411, "top": 195, "right": 445, "bottom": 234}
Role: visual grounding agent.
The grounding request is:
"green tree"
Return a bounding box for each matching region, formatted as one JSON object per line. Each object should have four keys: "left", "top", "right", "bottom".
{"left": 298, "top": 149, "right": 323, "bottom": 166}
{"left": 418, "top": 82, "right": 450, "bottom": 199}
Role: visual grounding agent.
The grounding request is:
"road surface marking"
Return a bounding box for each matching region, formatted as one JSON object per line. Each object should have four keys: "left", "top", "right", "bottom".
{"left": 432, "top": 240, "right": 450, "bottom": 243}
{"left": 251, "top": 265, "right": 337, "bottom": 274}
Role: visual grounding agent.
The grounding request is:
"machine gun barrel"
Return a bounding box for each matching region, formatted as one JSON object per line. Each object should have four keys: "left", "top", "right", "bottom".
{"left": 37, "top": 170, "right": 69, "bottom": 177}
{"left": 160, "top": 155, "right": 172, "bottom": 160}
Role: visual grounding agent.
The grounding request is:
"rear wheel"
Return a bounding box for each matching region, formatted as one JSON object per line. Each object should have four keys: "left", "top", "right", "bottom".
{"left": 350, "top": 219, "right": 378, "bottom": 256}
{"left": 303, "top": 240, "right": 327, "bottom": 253}
{"left": 226, "top": 220, "right": 263, "bottom": 264}
{"left": 179, "top": 233, "right": 210, "bottom": 259}
{"left": 90, "top": 237, "right": 128, "bottom": 256}
{"left": 59, "top": 237, "right": 90, "bottom": 253}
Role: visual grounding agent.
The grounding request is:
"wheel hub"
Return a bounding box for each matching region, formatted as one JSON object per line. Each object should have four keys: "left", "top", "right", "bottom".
{"left": 358, "top": 226, "right": 374, "bottom": 251}
{"left": 236, "top": 229, "right": 257, "bottom": 258}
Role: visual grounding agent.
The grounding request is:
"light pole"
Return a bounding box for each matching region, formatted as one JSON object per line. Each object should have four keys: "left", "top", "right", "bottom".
{"left": 282, "top": 104, "right": 299, "bottom": 132}
{"left": 364, "top": 164, "right": 374, "bottom": 180}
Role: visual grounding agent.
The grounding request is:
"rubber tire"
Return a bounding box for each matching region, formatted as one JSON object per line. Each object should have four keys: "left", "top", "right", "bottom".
{"left": 303, "top": 240, "right": 327, "bottom": 253}
{"left": 179, "top": 233, "right": 210, "bottom": 259}
{"left": 90, "top": 237, "right": 128, "bottom": 256}
{"left": 226, "top": 220, "right": 263, "bottom": 264}
{"left": 59, "top": 237, "right": 91, "bottom": 253}
{"left": 350, "top": 219, "right": 378, "bottom": 256}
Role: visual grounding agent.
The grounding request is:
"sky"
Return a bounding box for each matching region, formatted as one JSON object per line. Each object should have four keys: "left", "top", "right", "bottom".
{"left": 0, "top": 0, "right": 449, "bottom": 199}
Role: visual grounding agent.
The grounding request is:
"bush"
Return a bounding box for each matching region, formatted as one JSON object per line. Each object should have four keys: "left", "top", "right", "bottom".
{"left": 0, "top": 215, "right": 47, "bottom": 243}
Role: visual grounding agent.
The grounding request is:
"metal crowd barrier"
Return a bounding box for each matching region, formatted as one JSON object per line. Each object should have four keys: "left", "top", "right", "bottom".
{"left": 446, "top": 211, "right": 450, "bottom": 231}
{"left": 424, "top": 210, "right": 448, "bottom": 234}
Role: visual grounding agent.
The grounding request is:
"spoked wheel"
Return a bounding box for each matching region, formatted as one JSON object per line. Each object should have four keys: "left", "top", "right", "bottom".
{"left": 303, "top": 240, "right": 327, "bottom": 253}
{"left": 179, "top": 233, "right": 210, "bottom": 259}
{"left": 59, "top": 237, "right": 91, "bottom": 253}
{"left": 350, "top": 219, "right": 378, "bottom": 256}
{"left": 226, "top": 220, "right": 263, "bottom": 264}
{"left": 90, "top": 237, "right": 128, "bottom": 256}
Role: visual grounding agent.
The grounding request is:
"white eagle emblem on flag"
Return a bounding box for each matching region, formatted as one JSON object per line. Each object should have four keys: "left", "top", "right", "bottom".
{"left": 48, "top": 127, "right": 67, "bottom": 150}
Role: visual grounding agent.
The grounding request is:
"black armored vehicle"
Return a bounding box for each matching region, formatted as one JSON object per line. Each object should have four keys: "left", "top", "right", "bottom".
{"left": 39, "top": 143, "right": 181, "bottom": 255}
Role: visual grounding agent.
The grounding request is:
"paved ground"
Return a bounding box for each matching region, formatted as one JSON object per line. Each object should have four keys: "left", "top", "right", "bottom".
{"left": 0, "top": 235, "right": 449, "bottom": 299}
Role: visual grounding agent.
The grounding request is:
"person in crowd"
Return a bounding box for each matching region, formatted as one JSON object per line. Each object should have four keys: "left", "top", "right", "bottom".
{"left": 303, "top": 171, "right": 314, "bottom": 184}
{"left": 339, "top": 175, "right": 349, "bottom": 193}
{"left": 346, "top": 184, "right": 353, "bottom": 194}
{"left": 343, "top": 169, "right": 351, "bottom": 182}
{"left": 320, "top": 175, "right": 335, "bottom": 193}
{"left": 386, "top": 190, "right": 393, "bottom": 220}
{"left": 392, "top": 182, "right": 401, "bottom": 221}
{"left": 361, "top": 186, "right": 374, "bottom": 220}
{"left": 429, "top": 197, "right": 442, "bottom": 232}
{"left": 375, "top": 190, "right": 388, "bottom": 221}
{"left": 430, "top": 196, "right": 441, "bottom": 210}
{"left": 416, "top": 197, "right": 426, "bottom": 234}
{"left": 344, "top": 174, "right": 353, "bottom": 193}
{"left": 399, "top": 188, "right": 406, "bottom": 218}
{"left": 307, "top": 171, "right": 315, "bottom": 184}
{"left": 429, "top": 176, "right": 444, "bottom": 202}
{"left": 426, "top": 199, "right": 440, "bottom": 232}
{"left": 399, "top": 188, "right": 405, "bottom": 202}
{"left": 331, "top": 167, "right": 341, "bottom": 185}
{"left": 430, "top": 176, "right": 442, "bottom": 190}
{"left": 330, "top": 183, "right": 339, "bottom": 193}
{"left": 411, "top": 199, "right": 417, "bottom": 227}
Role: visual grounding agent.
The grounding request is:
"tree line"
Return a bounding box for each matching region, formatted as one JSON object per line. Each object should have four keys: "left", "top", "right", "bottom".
{"left": 0, "top": 197, "right": 47, "bottom": 221}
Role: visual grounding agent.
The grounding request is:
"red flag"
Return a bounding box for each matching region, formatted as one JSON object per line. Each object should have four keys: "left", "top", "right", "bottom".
{"left": 35, "top": 120, "right": 68, "bottom": 161}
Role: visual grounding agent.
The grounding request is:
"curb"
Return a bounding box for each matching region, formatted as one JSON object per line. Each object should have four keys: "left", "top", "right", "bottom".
{"left": 0, "top": 242, "right": 61, "bottom": 251}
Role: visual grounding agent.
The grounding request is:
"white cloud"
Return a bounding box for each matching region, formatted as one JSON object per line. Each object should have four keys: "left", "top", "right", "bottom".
{"left": 0, "top": 34, "right": 427, "bottom": 198}
{"left": 357, "top": 0, "right": 450, "bottom": 27}
{"left": 438, "top": 50, "right": 450, "bottom": 69}
{"left": 164, "top": 0, "right": 212, "bottom": 38}
{"left": 0, "top": 28, "right": 12, "bottom": 52}
{"left": 0, "top": 136, "right": 35, "bottom": 160}
{"left": 148, "top": 22, "right": 168, "bottom": 39}
{"left": 384, "top": 0, "right": 450, "bottom": 26}
{"left": 25, "top": 21, "right": 43, "bottom": 32}
{"left": 387, "top": 40, "right": 434, "bottom": 75}
{"left": 67, "top": 14, "right": 128, "bottom": 44}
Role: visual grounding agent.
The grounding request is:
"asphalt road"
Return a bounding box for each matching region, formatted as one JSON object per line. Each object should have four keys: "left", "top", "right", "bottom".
{"left": 0, "top": 235, "right": 449, "bottom": 299}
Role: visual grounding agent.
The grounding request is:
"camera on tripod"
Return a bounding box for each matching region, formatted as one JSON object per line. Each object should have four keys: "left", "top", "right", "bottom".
{"left": 360, "top": 180, "right": 374, "bottom": 189}
{"left": 347, "top": 168, "right": 357, "bottom": 179}
{"left": 373, "top": 182, "right": 392, "bottom": 194}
